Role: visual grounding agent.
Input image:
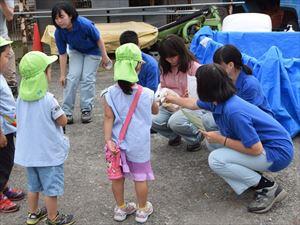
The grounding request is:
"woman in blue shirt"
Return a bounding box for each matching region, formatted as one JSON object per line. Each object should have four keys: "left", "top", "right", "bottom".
{"left": 165, "top": 64, "right": 293, "bottom": 214}
{"left": 52, "top": 2, "right": 110, "bottom": 124}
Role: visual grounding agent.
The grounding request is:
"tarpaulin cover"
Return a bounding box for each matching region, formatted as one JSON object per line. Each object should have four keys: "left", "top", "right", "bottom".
{"left": 41, "top": 22, "right": 158, "bottom": 54}
{"left": 190, "top": 27, "right": 300, "bottom": 137}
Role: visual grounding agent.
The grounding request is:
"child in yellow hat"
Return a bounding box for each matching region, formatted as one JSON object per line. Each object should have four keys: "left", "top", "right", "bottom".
{"left": 15, "top": 51, "right": 75, "bottom": 225}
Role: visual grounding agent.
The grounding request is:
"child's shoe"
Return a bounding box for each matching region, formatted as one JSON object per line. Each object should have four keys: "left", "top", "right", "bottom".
{"left": 3, "top": 187, "right": 25, "bottom": 201}
{"left": 0, "top": 194, "right": 19, "bottom": 213}
{"left": 135, "top": 201, "right": 153, "bottom": 223}
{"left": 114, "top": 202, "right": 136, "bottom": 222}
{"left": 45, "top": 212, "right": 75, "bottom": 225}
{"left": 26, "top": 207, "right": 47, "bottom": 225}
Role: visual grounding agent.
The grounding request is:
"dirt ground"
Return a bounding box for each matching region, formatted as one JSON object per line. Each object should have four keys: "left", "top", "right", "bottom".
{"left": 1, "top": 63, "right": 299, "bottom": 225}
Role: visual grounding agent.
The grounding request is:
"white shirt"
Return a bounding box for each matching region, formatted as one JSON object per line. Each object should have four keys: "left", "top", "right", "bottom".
{"left": 15, "top": 92, "right": 69, "bottom": 167}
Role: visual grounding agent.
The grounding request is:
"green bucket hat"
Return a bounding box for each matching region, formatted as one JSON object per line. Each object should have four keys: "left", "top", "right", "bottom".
{"left": 114, "top": 43, "right": 144, "bottom": 83}
{"left": 0, "top": 37, "right": 13, "bottom": 47}
{"left": 19, "top": 51, "right": 58, "bottom": 101}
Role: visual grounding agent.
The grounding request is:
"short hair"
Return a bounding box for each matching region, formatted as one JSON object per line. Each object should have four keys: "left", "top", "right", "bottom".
{"left": 213, "top": 44, "right": 252, "bottom": 75}
{"left": 196, "top": 63, "right": 236, "bottom": 103}
{"left": 158, "top": 34, "right": 197, "bottom": 75}
{"left": 0, "top": 44, "right": 10, "bottom": 55}
{"left": 51, "top": 2, "right": 78, "bottom": 28}
{"left": 117, "top": 80, "right": 133, "bottom": 95}
{"left": 119, "top": 30, "right": 139, "bottom": 46}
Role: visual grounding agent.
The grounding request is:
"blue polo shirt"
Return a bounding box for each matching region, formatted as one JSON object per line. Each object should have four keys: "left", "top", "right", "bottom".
{"left": 138, "top": 52, "right": 160, "bottom": 92}
{"left": 55, "top": 16, "right": 101, "bottom": 56}
{"left": 197, "top": 95, "right": 293, "bottom": 172}
{"left": 236, "top": 71, "right": 273, "bottom": 116}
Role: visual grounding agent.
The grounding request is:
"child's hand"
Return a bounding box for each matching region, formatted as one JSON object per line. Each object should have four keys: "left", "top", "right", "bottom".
{"left": 106, "top": 140, "right": 118, "bottom": 155}
{"left": 0, "top": 133, "right": 7, "bottom": 148}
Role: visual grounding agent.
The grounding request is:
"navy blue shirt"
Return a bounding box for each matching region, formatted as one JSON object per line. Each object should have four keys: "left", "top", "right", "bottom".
{"left": 138, "top": 52, "right": 160, "bottom": 92}
{"left": 197, "top": 96, "right": 293, "bottom": 172}
{"left": 235, "top": 71, "right": 273, "bottom": 116}
{"left": 55, "top": 16, "right": 101, "bottom": 56}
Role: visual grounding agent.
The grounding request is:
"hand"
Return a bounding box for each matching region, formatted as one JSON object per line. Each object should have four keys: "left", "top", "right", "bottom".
{"left": 164, "top": 93, "right": 179, "bottom": 104}
{"left": 0, "top": 133, "right": 7, "bottom": 148}
{"left": 59, "top": 75, "right": 66, "bottom": 87}
{"left": 101, "top": 54, "right": 110, "bottom": 68}
{"left": 183, "top": 89, "right": 189, "bottom": 97}
{"left": 106, "top": 140, "right": 118, "bottom": 155}
{"left": 201, "top": 131, "right": 224, "bottom": 144}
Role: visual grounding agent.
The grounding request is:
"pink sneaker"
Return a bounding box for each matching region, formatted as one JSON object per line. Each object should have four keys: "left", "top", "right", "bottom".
{"left": 135, "top": 201, "right": 153, "bottom": 223}
{"left": 113, "top": 202, "right": 136, "bottom": 221}
{"left": 105, "top": 144, "right": 123, "bottom": 180}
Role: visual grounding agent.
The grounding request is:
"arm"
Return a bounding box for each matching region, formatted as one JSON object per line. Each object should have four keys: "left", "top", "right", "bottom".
{"left": 97, "top": 38, "right": 110, "bottom": 68}
{"left": 165, "top": 94, "right": 199, "bottom": 110}
{"left": 102, "top": 97, "right": 115, "bottom": 142}
{"left": 202, "top": 131, "right": 263, "bottom": 156}
{"left": 151, "top": 101, "right": 159, "bottom": 115}
{"left": 0, "top": 0, "right": 14, "bottom": 21}
{"left": 55, "top": 114, "right": 67, "bottom": 127}
{"left": 0, "top": 127, "right": 7, "bottom": 148}
{"left": 58, "top": 53, "right": 68, "bottom": 87}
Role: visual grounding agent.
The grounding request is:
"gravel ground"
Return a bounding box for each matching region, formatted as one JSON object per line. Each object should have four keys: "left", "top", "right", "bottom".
{"left": 1, "top": 63, "right": 299, "bottom": 225}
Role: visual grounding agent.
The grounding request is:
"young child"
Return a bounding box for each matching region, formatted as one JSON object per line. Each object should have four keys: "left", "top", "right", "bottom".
{"left": 0, "top": 37, "right": 25, "bottom": 213}
{"left": 102, "top": 43, "right": 159, "bottom": 223}
{"left": 14, "top": 51, "right": 75, "bottom": 225}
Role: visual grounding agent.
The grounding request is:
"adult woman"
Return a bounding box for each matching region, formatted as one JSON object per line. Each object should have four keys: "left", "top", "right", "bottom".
{"left": 52, "top": 2, "right": 110, "bottom": 124}
{"left": 152, "top": 34, "right": 213, "bottom": 152}
{"left": 166, "top": 64, "right": 293, "bottom": 213}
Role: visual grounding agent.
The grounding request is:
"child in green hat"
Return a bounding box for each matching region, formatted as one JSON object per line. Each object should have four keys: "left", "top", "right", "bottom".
{"left": 102, "top": 43, "right": 159, "bottom": 223}
{"left": 0, "top": 36, "right": 25, "bottom": 213}
{"left": 14, "top": 51, "right": 75, "bottom": 225}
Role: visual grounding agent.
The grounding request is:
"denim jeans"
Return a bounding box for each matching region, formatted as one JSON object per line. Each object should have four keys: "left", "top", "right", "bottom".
{"left": 208, "top": 146, "right": 273, "bottom": 195}
{"left": 152, "top": 107, "right": 216, "bottom": 145}
{"left": 62, "top": 50, "right": 101, "bottom": 115}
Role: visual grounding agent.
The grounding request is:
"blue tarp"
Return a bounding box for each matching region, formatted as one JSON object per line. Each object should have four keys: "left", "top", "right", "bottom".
{"left": 190, "top": 27, "right": 300, "bottom": 137}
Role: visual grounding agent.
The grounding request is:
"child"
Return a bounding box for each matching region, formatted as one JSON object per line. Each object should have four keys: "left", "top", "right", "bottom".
{"left": 102, "top": 43, "right": 159, "bottom": 223}
{"left": 0, "top": 37, "right": 25, "bottom": 213}
{"left": 14, "top": 51, "right": 75, "bottom": 225}
{"left": 165, "top": 63, "right": 293, "bottom": 213}
{"left": 52, "top": 2, "right": 111, "bottom": 124}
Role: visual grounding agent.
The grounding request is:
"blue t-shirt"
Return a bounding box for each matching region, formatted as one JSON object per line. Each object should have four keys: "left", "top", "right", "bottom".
{"left": 55, "top": 16, "right": 101, "bottom": 56}
{"left": 197, "top": 95, "right": 293, "bottom": 172}
{"left": 236, "top": 71, "right": 273, "bottom": 116}
{"left": 0, "top": 74, "right": 16, "bottom": 135}
{"left": 138, "top": 52, "right": 160, "bottom": 92}
{"left": 15, "top": 92, "right": 70, "bottom": 167}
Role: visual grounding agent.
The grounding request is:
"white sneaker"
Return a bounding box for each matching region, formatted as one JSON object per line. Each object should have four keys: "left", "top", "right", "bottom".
{"left": 135, "top": 201, "right": 153, "bottom": 223}
{"left": 113, "top": 202, "right": 136, "bottom": 222}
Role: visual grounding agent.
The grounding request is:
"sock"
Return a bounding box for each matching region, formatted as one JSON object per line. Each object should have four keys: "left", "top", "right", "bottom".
{"left": 255, "top": 176, "right": 274, "bottom": 190}
{"left": 119, "top": 203, "right": 126, "bottom": 209}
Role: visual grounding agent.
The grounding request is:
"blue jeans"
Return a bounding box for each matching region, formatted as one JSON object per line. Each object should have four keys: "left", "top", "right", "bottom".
{"left": 62, "top": 50, "right": 101, "bottom": 115}
{"left": 152, "top": 107, "right": 216, "bottom": 145}
{"left": 208, "top": 146, "right": 273, "bottom": 195}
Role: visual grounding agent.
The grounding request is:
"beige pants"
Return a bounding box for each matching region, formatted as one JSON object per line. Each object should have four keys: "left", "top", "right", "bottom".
{"left": 3, "top": 47, "right": 17, "bottom": 85}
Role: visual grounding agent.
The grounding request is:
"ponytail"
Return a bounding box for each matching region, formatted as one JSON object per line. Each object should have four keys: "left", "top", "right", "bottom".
{"left": 241, "top": 64, "right": 252, "bottom": 75}
{"left": 117, "top": 80, "right": 133, "bottom": 95}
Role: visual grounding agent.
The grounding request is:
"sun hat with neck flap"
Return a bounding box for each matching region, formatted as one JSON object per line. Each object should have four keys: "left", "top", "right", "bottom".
{"left": 114, "top": 43, "right": 145, "bottom": 83}
{"left": 19, "top": 51, "right": 58, "bottom": 101}
{"left": 0, "top": 37, "right": 13, "bottom": 48}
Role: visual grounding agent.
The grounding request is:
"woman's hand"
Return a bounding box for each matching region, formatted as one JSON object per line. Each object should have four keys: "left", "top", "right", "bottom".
{"left": 164, "top": 92, "right": 179, "bottom": 104}
{"left": 201, "top": 131, "right": 224, "bottom": 144}
{"left": 59, "top": 75, "right": 66, "bottom": 87}
{"left": 0, "top": 133, "right": 7, "bottom": 148}
{"left": 101, "top": 54, "right": 111, "bottom": 68}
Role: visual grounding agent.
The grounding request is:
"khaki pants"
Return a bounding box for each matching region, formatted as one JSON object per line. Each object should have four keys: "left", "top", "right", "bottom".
{"left": 3, "top": 47, "right": 17, "bottom": 85}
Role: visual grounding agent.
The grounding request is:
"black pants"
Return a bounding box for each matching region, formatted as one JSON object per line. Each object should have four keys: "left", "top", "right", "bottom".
{"left": 0, "top": 134, "right": 15, "bottom": 192}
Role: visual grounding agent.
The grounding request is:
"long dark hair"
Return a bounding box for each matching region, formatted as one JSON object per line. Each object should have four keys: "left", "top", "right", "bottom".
{"left": 158, "top": 34, "right": 197, "bottom": 75}
{"left": 52, "top": 2, "right": 78, "bottom": 28}
{"left": 196, "top": 64, "right": 236, "bottom": 103}
{"left": 213, "top": 45, "right": 252, "bottom": 75}
{"left": 118, "top": 80, "right": 134, "bottom": 95}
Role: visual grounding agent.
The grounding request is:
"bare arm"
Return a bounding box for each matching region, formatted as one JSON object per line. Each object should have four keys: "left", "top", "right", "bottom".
{"left": 202, "top": 131, "right": 264, "bottom": 156}
{"left": 102, "top": 98, "right": 115, "bottom": 142}
{"left": 0, "top": 127, "right": 7, "bottom": 148}
{"left": 56, "top": 114, "right": 67, "bottom": 127}
{"left": 165, "top": 94, "right": 199, "bottom": 110}
{"left": 97, "top": 38, "right": 110, "bottom": 67}
{"left": 58, "top": 53, "right": 68, "bottom": 86}
{"left": 151, "top": 101, "right": 159, "bottom": 115}
{"left": 0, "top": 0, "right": 14, "bottom": 21}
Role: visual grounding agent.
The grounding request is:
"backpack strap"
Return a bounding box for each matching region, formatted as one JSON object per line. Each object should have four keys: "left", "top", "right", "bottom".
{"left": 118, "top": 85, "right": 143, "bottom": 143}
